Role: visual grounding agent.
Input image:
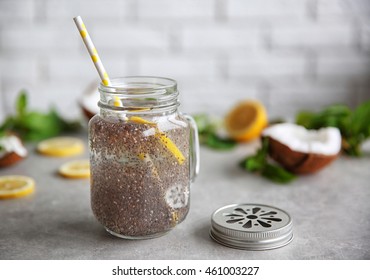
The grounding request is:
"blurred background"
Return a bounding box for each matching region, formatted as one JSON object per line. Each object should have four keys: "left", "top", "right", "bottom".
{"left": 0, "top": 0, "right": 369, "bottom": 122}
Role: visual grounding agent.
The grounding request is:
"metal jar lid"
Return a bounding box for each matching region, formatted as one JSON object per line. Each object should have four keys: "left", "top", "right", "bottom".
{"left": 210, "top": 203, "right": 293, "bottom": 250}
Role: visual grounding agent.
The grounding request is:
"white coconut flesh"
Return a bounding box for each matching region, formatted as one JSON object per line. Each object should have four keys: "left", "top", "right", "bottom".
{"left": 0, "top": 135, "right": 27, "bottom": 158}
{"left": 262, "top": 123, "right": 341, "bottom": 156}
{"left": 80, "top": 91, "right": 100, "bottom": 115}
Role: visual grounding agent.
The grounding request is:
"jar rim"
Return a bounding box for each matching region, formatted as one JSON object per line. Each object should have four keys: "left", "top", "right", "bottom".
{"left": 99, "top": 76, "right": 177, "bottom": 94}
{"left": 98, "top": 76, "right": 179, "bottom": 113}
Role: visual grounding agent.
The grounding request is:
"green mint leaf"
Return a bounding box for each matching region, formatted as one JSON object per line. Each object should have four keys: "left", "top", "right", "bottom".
{"left": 193, "top": 113, "right": 235, "bottom": 150}
{"left": 240, "top": 156, "right": 265, "bottom": 171}
{"left": 49, "top": 108, "right": 81, "bottom": 132}
{"left": 16, "top": 90, "right": 28, "bottom": 116}
{"left": 205, "top": 134, "right": 236, "bottom": 150}
{"left": 193, "top": 114, "right": 210, "bottom": 134}
{"left": 341, "top": 100, "right": 370, "bottom": 156}
{"left": 0, "top": 90, "right": 82, "bottom": 141}
{"left": 295, "top": 111, "right": 316, "bottom": 128}
{"left": 0, "top": 116, "right": 17, "bottom": 132}
{"left": 262, "top": 163, "right": 296, "bottom": 184}
{"left": 350, "top": 100, "right": 370, "bottom": 137}
{"left": 19, "top": 111, "right": 62, "bottom": 141}
{"left": 193, "top": 114, "right": 219, "bottom": 135}
{"left": 294, "top": 103, "right": 370, "bottom": 156}
{"left": 240, "top": 138, "right": 295, "bottom": 183}
{"left": 0, "top": 133, "right": 5, "bottom": 152}
{"left": 296, "top": 104, "right": 351, "bottom": 131}
{"left": 240, "top": 137, "right": 269, "bottom": 171}
{"left": 322, "top": 104, "right": 352, "bottom": 117}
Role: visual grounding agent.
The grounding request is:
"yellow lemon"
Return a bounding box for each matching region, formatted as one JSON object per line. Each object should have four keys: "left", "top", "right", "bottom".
{"left": 155, "top": 132, "right": 185, "bottom": 165}
{"left": 129, "top": 116, "right": 185, "bottom": 165}
{"left": 37, "top": 137, "right": 84, "bottom": 157}
{"left": 0, "top": 175, "right": 35, "bottom": 199}
{"left": 59, "top": 159, "right": 90, "bottom": 179}
{"left": 225, "top": 100, "right": 268, "bottom": 142}
{"left": 129, "top": 116, "right": 156, "bottom": 126}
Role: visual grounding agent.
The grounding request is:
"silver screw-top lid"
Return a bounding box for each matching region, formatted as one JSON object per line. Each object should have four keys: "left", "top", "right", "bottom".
{"left": 210, "top": 203, "right": 293, "bottom": 250}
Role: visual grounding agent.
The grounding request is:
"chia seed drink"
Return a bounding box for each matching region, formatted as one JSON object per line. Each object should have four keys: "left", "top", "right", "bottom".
{"left": 88, "top": 77, "right": 199, "bottom": 239}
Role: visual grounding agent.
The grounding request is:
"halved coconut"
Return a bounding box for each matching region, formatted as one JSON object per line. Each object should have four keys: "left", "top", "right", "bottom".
{"left": 0, "top": 134, "right": 28, "bottom": 168}
{"left": 262, "top": 123, "right": 341, "bottom": 174}
{"left": 79, "top": 81, "right": 99, "bottom": 120}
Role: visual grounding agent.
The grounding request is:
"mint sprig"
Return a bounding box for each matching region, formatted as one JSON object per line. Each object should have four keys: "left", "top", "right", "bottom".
{"left": 296, "top": 101, "right": 370, "bottom": 156}
{"left": 240, "top": 138, "right": 296, "bottom": 184}
{"left": 193, "top": 114, "right": 236, "bottom": 150}
{"left": 0, "top": 91, "right": 81, "bottom": 141}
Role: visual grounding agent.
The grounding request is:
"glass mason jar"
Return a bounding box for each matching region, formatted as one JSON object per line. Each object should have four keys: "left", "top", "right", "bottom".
{"left": 88, "top": 76, "right": 199, "bottom": 239}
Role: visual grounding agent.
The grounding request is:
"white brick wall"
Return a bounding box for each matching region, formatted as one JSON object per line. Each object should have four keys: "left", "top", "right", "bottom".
{"left": 137, "top": 0, "right": 215, "bottom": 20}
{"left": 269, "top": 82, "right": 354, "bottom": 118}
{"left": 229, "top": 51, "right": 306, "bottom": 79}
{"left": 271, "top": 21, "right": 355, "bottom": 50}
{"left": 226, "top": 0, "right": 307, "bottom": 19}
{"left": 317, "top": 53, "right": 370, "bottom": 79}
{"left": 0, "top": 0, "right": 369, "bottom": 123}
{"left": 182, "top": 24, "right": 262, "bottom": 52}
{"left": 90, "top": 23, "right": 169, "bottom": 52}
{"left": 0, "top": 0, "right": 34, "bottom": 24}
{"left": 317, "top": 0, "right": 370, "bottom": 17}
{"left": 0, "top": 23, "right": 79, "bottom": 56}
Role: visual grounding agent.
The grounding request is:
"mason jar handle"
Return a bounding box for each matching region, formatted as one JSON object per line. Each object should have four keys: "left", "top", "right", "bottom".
{"left": 183, "top": 114, "right": 200, "bottom": 182}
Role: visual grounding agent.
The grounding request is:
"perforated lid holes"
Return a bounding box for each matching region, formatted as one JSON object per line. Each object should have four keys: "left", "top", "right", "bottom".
{"left": 210, "top": 203, "right": 293, "bottom": 250}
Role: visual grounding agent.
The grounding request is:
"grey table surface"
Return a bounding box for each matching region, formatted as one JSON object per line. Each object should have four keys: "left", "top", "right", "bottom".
{"left": 1, "top": 134, "right": 369, "bottom": 260}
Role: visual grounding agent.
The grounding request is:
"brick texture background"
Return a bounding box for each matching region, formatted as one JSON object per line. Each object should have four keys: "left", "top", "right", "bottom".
{"left": 0, "top": 0, "right": 369, "bottom": 121}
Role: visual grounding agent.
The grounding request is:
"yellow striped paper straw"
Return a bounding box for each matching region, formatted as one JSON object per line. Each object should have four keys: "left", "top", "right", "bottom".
{"left": 73, "top": 16, "right": 184, "bottom": 164}
{"left": 73, "top": 16, "right": 121, "bottom": 106}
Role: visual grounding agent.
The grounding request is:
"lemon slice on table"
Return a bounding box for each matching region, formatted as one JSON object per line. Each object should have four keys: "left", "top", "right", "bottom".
{"left": 59, "top": 159, "right": 90, "bottom": 179}
{"left": 0, "top": 175, "right": 35, "bottom": 199}
{"left": 225, "top": 100, "right": 268, "bottom": 142}
{"left": 37, "top": 137, "right": 84, "bottom": 157}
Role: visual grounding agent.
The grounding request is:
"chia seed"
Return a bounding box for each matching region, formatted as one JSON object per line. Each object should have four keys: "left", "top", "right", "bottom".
{"left": 89, "top": 114, "right": 190, "bottom": 238}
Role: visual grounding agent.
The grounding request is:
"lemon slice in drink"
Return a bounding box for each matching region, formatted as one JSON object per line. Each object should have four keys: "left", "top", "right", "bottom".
{"left": 129, "top": 116, "right": 185, "bottom": 165}
{"left": 0, "top": 175, "right": 35, "bottom": 199}
{"left": 129, "top": 116, "right": 156, "bottom": 126}
{"left": 59, "top": 160, "right": 90, "bottom": 179}
{"left": 155, "top": 132, "right": 185, "bottom": 164}
{"left": 37, "top": 137, "right": 84, "bottom": 157}
{"left": 225, "top": 100, "right": 268, "bottom": 142}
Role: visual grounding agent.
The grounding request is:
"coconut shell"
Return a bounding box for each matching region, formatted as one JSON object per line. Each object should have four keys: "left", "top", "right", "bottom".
{"left": 267, "top": 137, "right": 339, "bottom": 174}
{"left": 80, "top": 103, "right": 96, "bottom": 120}
{"left": 0, "top": 151, "right": 25, "bottom": 168}
{"left": 80, "top": 81, "right": 100, "bottom": 120}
